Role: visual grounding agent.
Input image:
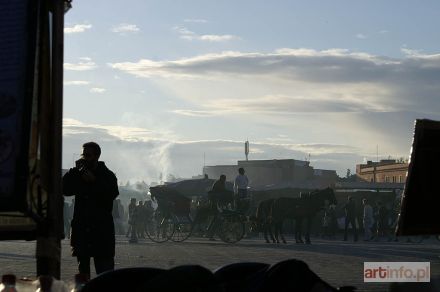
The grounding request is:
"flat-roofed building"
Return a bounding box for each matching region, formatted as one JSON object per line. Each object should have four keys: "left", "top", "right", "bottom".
{"left": 203, "top": 159, "right": 337, "bottom": 189}
{"left": 202, "top": 165, "right": 238, "bottom": 182}
{"left": 356, "top": 160, "right": 408, "bottom": 183}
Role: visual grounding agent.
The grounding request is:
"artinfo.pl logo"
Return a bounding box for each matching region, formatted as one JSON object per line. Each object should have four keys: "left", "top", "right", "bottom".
{"left": 364, "top": 262, "right": 430, "bottom": 282}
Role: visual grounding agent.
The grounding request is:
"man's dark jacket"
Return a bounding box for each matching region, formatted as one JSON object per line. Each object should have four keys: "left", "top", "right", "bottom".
{"left": 209, "top": 180, "right": 233, "bottom": 207}
{"left": 344, "top": 200, "right": 357, "bottom": 218}
{"left": 63, "top": 161, "right": 119, "bottom": 257}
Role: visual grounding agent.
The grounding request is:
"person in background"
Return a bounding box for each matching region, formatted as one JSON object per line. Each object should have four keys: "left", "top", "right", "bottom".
{"left": 206, "top": 174, "right": 228, "bottom": 240}
{"left": 234, "top": 168, "right": 249, "bottom": 212}
{"left": 113, "top": 199, "right": 125, "bottom": 235}
{"left": 126, "top": 198, "right": 137, "bottom": 238}
{"left": 375, "top": 201, "right": 389, "bottom": 241}
{"left": 324, "top": 204, "right": 337, "bottom": 238}
{"left": 63, "top": 200, "right": 72, "bottom": 239}
{"left": 144, "top": 201, "right": 154, "bottom": 221}
{"left": 117, "top": 199, "right": 125, "bottom": 235}
{"left": 136, "top": 200, "right": 146, "bottom": 239}
{"left": 127, "top": 198, "right": 139, "bottom": 243}
{"left": 234, "top": 168, "right": 249, "bottom": 199}
{"left": 343, "top": 196, "right": 358, "bottom": 242}
{"left": 362, "top": 198, "right": 374, "bottom": 241}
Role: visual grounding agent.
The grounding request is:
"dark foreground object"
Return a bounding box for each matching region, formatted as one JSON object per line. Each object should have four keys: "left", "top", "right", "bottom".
{"left": 81, "top": 259, "right": 352, "bottom": 292}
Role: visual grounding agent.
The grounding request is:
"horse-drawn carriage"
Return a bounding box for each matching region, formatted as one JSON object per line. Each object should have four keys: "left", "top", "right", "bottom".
{"left": 146, "top": 186, "right": 192, "bottom": 243}
{"left": 148, "top": 181, "right": 247, "bottom": 244}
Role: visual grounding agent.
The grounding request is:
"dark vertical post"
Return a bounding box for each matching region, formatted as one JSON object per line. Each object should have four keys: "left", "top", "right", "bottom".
{"left": 51, "top": 0, "right": 64, "bottom": 279}
{"left": 36, "top": 0, "right": 64, "bottom": 279}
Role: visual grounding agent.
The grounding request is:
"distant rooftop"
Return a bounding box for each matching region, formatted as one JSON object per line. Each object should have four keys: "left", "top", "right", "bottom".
{"left": 359, "top": 159, "right": 408, "bottom": 167}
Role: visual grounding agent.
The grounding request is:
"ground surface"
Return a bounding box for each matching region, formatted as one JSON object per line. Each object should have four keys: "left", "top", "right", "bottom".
{"left": 1, "top": 235, "right": 439, "bottom": 291}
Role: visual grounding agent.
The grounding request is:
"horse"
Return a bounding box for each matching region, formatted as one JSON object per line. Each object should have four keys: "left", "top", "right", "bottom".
{"left": 250, "top": 199, "right": 276, "bottom": 243}
{"left": 271, "top": 187, "right": 337, "bottom": 244}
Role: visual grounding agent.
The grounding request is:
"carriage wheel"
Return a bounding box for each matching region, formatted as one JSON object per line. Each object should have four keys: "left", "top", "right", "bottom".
{"left": 171, "top": 215, "right": 193, "bottom": 242}
{"left": 218, "top": 214, "right": 245, "bottom": 244}
{"left": 146, "top": 210, "right": 175, "bottom": 243}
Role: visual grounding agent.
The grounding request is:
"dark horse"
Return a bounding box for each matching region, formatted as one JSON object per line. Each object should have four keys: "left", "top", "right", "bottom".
{"left": 250, "top": 199, "right": 276, "bottom": 243}
{"left": 270, "top": 187, "right": 337, "bottom": 244}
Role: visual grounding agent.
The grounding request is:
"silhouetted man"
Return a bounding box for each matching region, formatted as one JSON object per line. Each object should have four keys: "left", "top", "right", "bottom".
{"left": 126, "top": 198, "right": 136, "bottom": 237}
{"left": 212, "top": 174, "right": 227, "bottom": 192}
{"left": 234, "top": 168, "right": 249, "bottom": 212}
{"left": 343, "top": 196, "right": 358, "bottom": 242}
{"left": 362, "top": 198, "right": 374, "bottom": 241}
{"left": 234, "top": 168, "right": 249, "bottom": 199}
{"left": 136, "top": 201, "right": 146, "bottom": 238}
{"left": 127, "top": 198, "right": 139, "bottom": 243}
{"left": 113, "top": 199, "right": 125, "bottom": 235}
{"left": 375, "top": 201, "right": 388, "bottom": 241}
{"left": 63, "top": 200, "right": 72, "bottom": 238}
{"left": 210, "top": 174, "right": 230, "bottom": 207}
{"left": 207, "top": 174, "right": 228, "bottom": 240}
{"left": 63, "top": 142, "right": 119, "bottom": 278}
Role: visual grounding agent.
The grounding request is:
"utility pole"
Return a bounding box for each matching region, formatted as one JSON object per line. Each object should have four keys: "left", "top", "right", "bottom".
{"left": 376, "top": 144, "right": 379, "bottom": 162}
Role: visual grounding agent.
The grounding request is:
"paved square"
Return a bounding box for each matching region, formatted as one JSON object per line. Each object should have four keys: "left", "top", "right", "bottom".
{"left": 1, "top": 235, "right": 439, "bottom": 291}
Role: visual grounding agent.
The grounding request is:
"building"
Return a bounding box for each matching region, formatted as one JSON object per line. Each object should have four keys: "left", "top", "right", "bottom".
{"left": 203, "top": 165, "right": 238, "bottom": 182}
{"left": 203, "top": 159, "right": 338, "bottom": 189}
{"left": 356, "top": 160, "right": 408, "bottom": 183}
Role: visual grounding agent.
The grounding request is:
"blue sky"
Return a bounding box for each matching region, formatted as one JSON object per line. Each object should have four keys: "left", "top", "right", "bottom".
{"left": 63, "top": 0, "right": 440, "bottom": 183}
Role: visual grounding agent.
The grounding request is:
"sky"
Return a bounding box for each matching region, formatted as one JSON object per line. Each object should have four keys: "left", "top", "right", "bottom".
{"left": 63, "top": 0, "right": 440, "bottom": 183}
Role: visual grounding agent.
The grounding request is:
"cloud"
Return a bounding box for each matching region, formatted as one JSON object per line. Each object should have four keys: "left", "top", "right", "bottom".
{"left": 399, "top": 47, "right": 440, "bottom": 59}
{"left": 62, "top": 118, "right": 366, "bottom": 181}
{"left": 171, "top": 93, "right": 390, "bottom": 117}
{"left": 64, "top": 58, "right": 97, "bottom": 71}
{"left": 109, "top": 49, "right": 399, "bottom": 81}
{"left": 173, "top": 26, "right": 240, "bottom": 42}
{"left": 285, "top": 143, "right": 359, "bottom": 155}
{"left": 200, "top": 94, "right": 390, "bottom": 114}
{"left": 110, "top": 48, "right": 440, "bottom": 116}
{"left": 184, "top": 19, "right": 208, "bottom": 23}
{"left": 356, "top": 33, "right": 367, "bottom": 39}
{"left": 171, "top": 109, "right": 221, "bottom": 117}
{"left": 199, "top": 34, "right": 238, "bottom": 42}
{"left": 64, "top": 24, "right": 92, "bottom": 34}
{"left": 63, "top": 118, "right": 174, "bottom": 141}
{"left": 90, "top": 87, "right": 106, "bottom": 93}
{"left": 108, "top": 48, "right": 440, "bottom": 167}
{"left": 64, "top": 80, "right": 90, "bottom": 86}
{"left": 111, "top": 23, "right": 140, "bottom": 34}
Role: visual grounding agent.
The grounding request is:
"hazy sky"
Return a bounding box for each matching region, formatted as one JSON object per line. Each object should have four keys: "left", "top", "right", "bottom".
{"left": 63, "top": 0, "right": 440, "bottom": 182}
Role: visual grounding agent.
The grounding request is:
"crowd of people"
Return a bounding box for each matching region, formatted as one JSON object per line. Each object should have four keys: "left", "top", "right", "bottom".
{"left": 321, "top": 195, "right": 400, "bottom": 242}
{"left": 63, "top": 197, "right": 158, "bottom": 242}
{"left": 63, "top": 172, "right": 403, "bottom": 248}
{"left": 125, "top": 198, "right": 155, "bottom": 242}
